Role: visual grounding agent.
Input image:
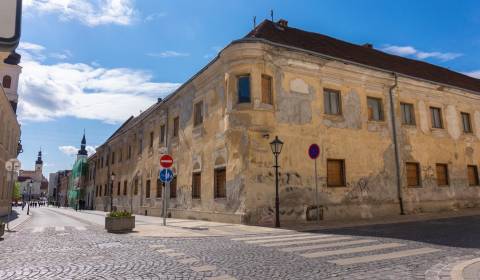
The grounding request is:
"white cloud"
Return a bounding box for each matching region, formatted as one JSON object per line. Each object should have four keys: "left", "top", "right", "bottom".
{"left": 144, "top": 12, "right": 166, "bottom": 22}
{"left": 464, "top": 71, "right": 480, "bottom": 79}
{"left": 381, "top": 45, "right": 462, "bottom": 62}
{"left": 23, "top": 0, "right": 137, "bottom": 27}
{"left": 50, "top": 50, "right": 73, "bottom": 60}
{"left": 18, "top": 42, "right": 180, "bottom": 124}
{"left": 203, "top": 46, "right": 222, "bottom": 59}
{"left": 146, "top": 51, "right": 190, "bottom": 58}
{"left": 59, "top": 145, "right": 96, "bottom": 156}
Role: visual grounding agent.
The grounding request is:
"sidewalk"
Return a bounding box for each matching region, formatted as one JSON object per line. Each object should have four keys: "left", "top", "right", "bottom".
{"left": 1, "top": 206, "right": 32, "bottom": 231}
{"left": 47, "top": 207, "right": 480, "bottom": 238}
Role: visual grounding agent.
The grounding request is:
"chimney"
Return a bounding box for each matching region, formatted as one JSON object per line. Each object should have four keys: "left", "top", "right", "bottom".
{"left": 362, "top": 43, "right": 373, "bottom": 49}
{"left": 277, "top": 19, "right": 288, "bottom": 28}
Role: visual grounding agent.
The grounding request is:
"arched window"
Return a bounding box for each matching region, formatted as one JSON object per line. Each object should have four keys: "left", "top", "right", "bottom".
{"left": 2, "top": 75, "right": 12, "bottom": 89}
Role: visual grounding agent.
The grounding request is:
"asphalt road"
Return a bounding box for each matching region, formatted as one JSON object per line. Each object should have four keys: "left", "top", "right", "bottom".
{"left": 1, "top": 207, "right": 480, "bottom": 279}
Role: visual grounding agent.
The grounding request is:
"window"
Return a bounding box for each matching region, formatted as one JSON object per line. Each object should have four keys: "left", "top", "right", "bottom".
{"left": 324, "top": 89, "right": 341, "bottom": 115}
{"left": 160, "top": 125, "right": 166, "bottom": 144}
{"left": 468, "top": 165, "right": 479, "bottom": 186}
{"left": 128, "top": 145, "right": 132, "bottom": 159}
{"left": 170, "top": 176, "right": 177, "bottom": 198}
{"left": 111, "top": 152, "right": 115, "bottom": 165}
{"left": 173, "top": 117, "right": 179, "bottom": 137}
{"left": 156, "top": 179, "right": 162, "bottom": 198}
{"left": 214, "top": 168, "right": 227, "bottom": 198}
{"left": 95, "top": 186, "right": 98, "bottom": 197}
{"left": 461, "top": 112, "right": 472, "bottom": 133}
{"left": 401, "top": 103, "right": 415, "bottom": 125}
{"left": 117, "top": 182, "right": 120, "bottom": 196}
{"left": 237, "top": 75, "right": 251, "bottom": 103}
{"left": 146, "top": 179, "right": 151, "bottom": 198}
{"left": 138, "top": 138, "right": 143, "bottom": 154}
{"left": 99, "top": 185, "right": 102, "bottom": 197}
{"left": 194, "top": 101, "right": 203, "bottom": 126}
{"left": 436, "top": 164, "right": 449, "bottom": 186}
{"left": 327, "top": 159, "right": 345, "bottom": 187}
{"left": 430, "top": 107, "right": 443, "bottom": 128}
{"left": 406, "top": 162, "right": 420, "bottom": 187}
{"left": 149, "top": 131, "right": 154, "bottom": 148}
{"left": 119, "top": 150, "right": 122, "bottom": 162}
{"left": 134, "top": 178, "right": 138, "bottom": 195}
{"left": 367, "top": 97, "right": 384, "bottom": 121}
{"left": 261, "top": 74, "right": 273, "bottom": 105}
{"left": 104, "top": 184, "right": 108, "bottom": 196}
{"left": 192, "top": 172, "right": 201, "bottom": 199}
{"left": 101, "top": 157, "right": 104, "bottom": 168}
{"left": 2, "top": 75, "right": 11, "bottom": 89}
{"left": 123, "top": 180, "right": 127, "bottom": 195}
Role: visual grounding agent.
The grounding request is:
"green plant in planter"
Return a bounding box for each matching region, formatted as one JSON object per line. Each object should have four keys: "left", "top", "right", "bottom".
{"left": 107, "top": 210, "right": 132, "bottom": 218}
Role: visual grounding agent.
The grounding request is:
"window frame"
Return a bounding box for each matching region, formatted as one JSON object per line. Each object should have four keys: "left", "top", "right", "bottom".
{"left": 145, "top": 179, "right": 151, "bottom": 198}
{"left": 461, "top": 112, "right": 473, "bottom": 133}
{"left": 193, "top": 101, "right": 204, "bottom": 126}
{"left": 367, "top": 97, "right": 384, "bottom": 121}
{"left": 436, "top": 163, "right": 449, "bottom": 186}
{"left": 214, "top": 167, "right": 227, "bottom": 199}
{"left": 326, "top": 159, "right": 346, "bottom": 187}
{"left": 467, "top": 165, "right": 479, "bottom": 186}
{"left": 173, "top": 116, "right": 180, "bottom": 138}
{"left": 192, "top": 172, "right": 201, "bottom": 199}
{"left": 149, "top": 131, "right": 154, "bottom": 148}
{"left": 261, "top": 74, "right": 273, "bottom": 105}
{"left": 123, "top": 180, "right": 127, "bottom": 196}
{"left": 170, "top": 176, "right": 177, "bottom": 198}
{"left": 430, "top": 107, "right": 443, "bottom": 129}
{"left": 160, "top": 124, "right": 166, "bottom": 144}
{"left": 406, "top": 162, "right": 421, "bottom": 187}
{"left": 237, "top": 74, "right": 251, "bottom": 104}
{"left": 400, "top": 102, "right": 416, "bottom": 126}
{"left": 156, "top": 178, "right": 162, "bottom": 198}
{"left": 324, "top": 88, "right": 342, "bottom": 115}
{"left": 2, "top": 75, "right": 12, "bottom": 89}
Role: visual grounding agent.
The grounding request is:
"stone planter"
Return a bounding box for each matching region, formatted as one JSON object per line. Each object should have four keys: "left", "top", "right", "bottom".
{"left": 0, "top": 223, "right": 5, "bottom": 238}
{"left": 105, "top": 216, "right": 135, "bottom": 233}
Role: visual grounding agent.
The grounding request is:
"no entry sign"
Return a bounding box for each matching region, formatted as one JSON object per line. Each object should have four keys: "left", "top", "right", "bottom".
{"left": 160, "top": 154, "right": 173, "bottom": 168}
{"left": 308, "top": 144, "right": 320, "bottom": 159}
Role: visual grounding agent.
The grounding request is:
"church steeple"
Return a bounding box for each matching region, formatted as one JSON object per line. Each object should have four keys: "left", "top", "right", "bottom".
{"left": 35, "top": 149, "right": 43, "bottom": 165}
{"left": 78, "top": 131, "right": 88, "bottom": 156}
{"left": 35, "top": 149, "right": 43, "bottom": 176}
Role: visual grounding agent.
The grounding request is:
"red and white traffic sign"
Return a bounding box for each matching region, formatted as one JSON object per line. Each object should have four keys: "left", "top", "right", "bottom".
{"left": 160, "top": 154, "right": 173, "bottom": 168}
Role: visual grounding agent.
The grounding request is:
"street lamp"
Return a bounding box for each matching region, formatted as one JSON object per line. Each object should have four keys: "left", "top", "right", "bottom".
{"left": 270, "top": 136, "right": 283, "bottom": 228}
{"left": 27, "top": 179, "right": 32, "bottom": 215}
{"left": 110, "top": 172, "right": 115, "bottom": 212}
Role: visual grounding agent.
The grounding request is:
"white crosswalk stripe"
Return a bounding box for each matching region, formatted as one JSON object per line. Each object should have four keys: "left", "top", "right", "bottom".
{"left": 330, "top": 247, "right": 442, "bottom": 265}
{"left": 32, "top": 227, "right": 44, "bottom": 233}
{"left": 279, "top": 239, "right": 377, "bottom": 252}
{"left": 75, "top": 226, "right": 86, "bottom": 231}
{"left": 55, "top": 226, "right": 65, "bottom": 232}
{"left": 31, "top": 226, "right": 88, "bottom": 233}
{"left": 231, "top": 232, "right": 442, "bottom": 265}
{"left": 245, "top": 234, "right": 331, "bottom": 244}
{"left": 261, "top": 236, "right": 352, "bottom": 247}
{"left": 301, "top": 243, "right": 405, "bottom": 258}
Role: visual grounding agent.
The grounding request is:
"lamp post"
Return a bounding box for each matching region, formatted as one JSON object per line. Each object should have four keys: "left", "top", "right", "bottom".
{"left": 27, "top": 179, "right": 32, "bottom": 215}
{"left": 270, "top": 136, "right": 284, "bottom": 228}
{"left": 110, "top": 172, "right": 115, "bottom": 212}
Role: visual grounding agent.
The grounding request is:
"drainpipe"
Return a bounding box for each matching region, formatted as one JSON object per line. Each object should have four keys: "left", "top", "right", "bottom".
{"left": 389, "top": 73, "right": 405, "bottom": 215}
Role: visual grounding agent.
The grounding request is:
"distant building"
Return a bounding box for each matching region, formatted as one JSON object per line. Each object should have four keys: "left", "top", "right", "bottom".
{"left": 57, "top": 170, "right": 71, "bottom": 207}
{"left": 18, "top": 150, "right": 48, "bottom": 201}
{"left": 47, "top": 172, "right": 58, "bottom": 203}
{"left": 68, "top": 133, "right": 89, "bottom": 209}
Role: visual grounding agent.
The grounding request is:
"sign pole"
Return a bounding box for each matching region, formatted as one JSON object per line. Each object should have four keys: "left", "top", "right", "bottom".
{"left": 314, "top": 158, "right": 319, "bottom": 223}
{"left": 163, "top": 182, "right": 167, "bottom": 226}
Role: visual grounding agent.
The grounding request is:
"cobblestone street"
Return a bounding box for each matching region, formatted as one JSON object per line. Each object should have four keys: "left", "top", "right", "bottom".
{"left": 1, "top": 207, "right": 480, "bottom": 279}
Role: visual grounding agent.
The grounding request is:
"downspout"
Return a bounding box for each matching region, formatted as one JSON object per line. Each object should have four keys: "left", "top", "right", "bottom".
{"left": 388, "top": 73, "right": 405, "bottom": 215}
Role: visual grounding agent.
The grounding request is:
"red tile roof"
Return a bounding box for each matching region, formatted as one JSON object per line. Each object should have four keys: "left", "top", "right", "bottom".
{"left": 245, "top": 20, "right": 480, "bottom": 94}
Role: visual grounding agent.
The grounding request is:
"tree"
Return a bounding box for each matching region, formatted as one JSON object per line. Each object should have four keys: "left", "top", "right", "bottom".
{"left": 12, "top": 182, "right": 21, "bottom": 201}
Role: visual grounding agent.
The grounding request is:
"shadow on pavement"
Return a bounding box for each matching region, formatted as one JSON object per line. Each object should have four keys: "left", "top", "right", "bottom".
{"left": 309, "top": 215, "right": 480, "bottom": 249}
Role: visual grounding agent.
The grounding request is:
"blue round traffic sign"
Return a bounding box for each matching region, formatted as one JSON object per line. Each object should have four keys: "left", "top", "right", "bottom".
{"left": 308, "top": 144, "right": 320, "bottom": 159}
{"left": 159, "top": 169, "right": 174, "bottom": 183}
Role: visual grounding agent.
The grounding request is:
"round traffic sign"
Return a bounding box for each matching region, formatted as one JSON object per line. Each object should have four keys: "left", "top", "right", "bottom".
{"left": 308, "top": 144, "right": 320, "bottom": 159}
{"left": 159, "top": 168, "right": 174, "bottom": 183}
{"left": 160, "top": 154, "right": 173, "bottom": 168}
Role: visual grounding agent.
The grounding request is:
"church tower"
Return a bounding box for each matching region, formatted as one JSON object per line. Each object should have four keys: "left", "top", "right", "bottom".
{"left": 1, "top": 52, "right": 22, "bottom": 113}
{"left": 35, "top": 149, "right": 43, "bottom": 178}
{"left": 77, "top": 132, "right": 88, "bottom": 160}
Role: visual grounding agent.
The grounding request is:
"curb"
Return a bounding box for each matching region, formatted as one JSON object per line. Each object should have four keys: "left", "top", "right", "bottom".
{"left": 8, "top": 212, "right": 33, "bottom": 231}
{"left": 450, "top": 258, "right": 480, "bottom": 280}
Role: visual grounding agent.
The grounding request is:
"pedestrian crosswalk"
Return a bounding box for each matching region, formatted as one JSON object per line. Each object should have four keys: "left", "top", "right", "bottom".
{"left": 29, "top": 226, "right": 88, "bottom": 233}
{"left": 231, "top": 232, "right": 442, "bottom": 266}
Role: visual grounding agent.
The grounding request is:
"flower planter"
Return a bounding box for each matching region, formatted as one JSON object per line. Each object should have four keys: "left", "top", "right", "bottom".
{"left": 105, "top": 216, "right": 135, "bottom": 233}
{"left": 0, "top": 223, "right": 5, "bottom": 238}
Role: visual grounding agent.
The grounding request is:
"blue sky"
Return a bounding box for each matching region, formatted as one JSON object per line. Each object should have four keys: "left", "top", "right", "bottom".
{"left": 17, "top": 0, "right": 480, "bottom": 176}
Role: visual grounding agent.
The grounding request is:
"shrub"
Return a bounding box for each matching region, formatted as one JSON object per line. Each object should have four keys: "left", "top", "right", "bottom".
{"left": 107, "top": 210, "right": 132, "bottom": 218}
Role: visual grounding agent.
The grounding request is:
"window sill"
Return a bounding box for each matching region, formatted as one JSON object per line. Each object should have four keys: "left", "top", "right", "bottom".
{"left": 192, "top": 197, "right": 201, "bottom": 200}
{"left": 437, "top": 185, "right": 450, "bottom": 187}
{"left": 327, "top": 185, "right": 346, "bottom": 188}
{"left": 214, "top": 197, "right": 227, "bottom": 200}
{"left": 407, "top": 185, "right": 423, "bottom": 188}
{"left": 401, "top": 124, "right": 416, "bottom": 128}
{"left": 323, "top": 114, "right": 344, "bottom": 121}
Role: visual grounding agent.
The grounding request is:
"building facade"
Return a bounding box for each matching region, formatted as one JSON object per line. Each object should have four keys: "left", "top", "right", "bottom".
{"left": 94, "top": 20, "right": 480, "bottom": 225}
{"left": 18, "top": 151, "right": 48, "bottom": 201}
{"left": 0, "top": 51, "right": 21, "bottom": 217}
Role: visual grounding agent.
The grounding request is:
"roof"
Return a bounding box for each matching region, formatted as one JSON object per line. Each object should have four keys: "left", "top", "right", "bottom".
{"left": 245, "top": 20, "right": 480, "bottom": 94}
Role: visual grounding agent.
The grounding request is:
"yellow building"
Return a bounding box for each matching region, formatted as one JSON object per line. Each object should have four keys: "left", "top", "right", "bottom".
{"left": 93, "top": 20, "right": 480, "bottom": 225}
{"left": 0, "top": 51, "right": 21, "bottom": 217}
